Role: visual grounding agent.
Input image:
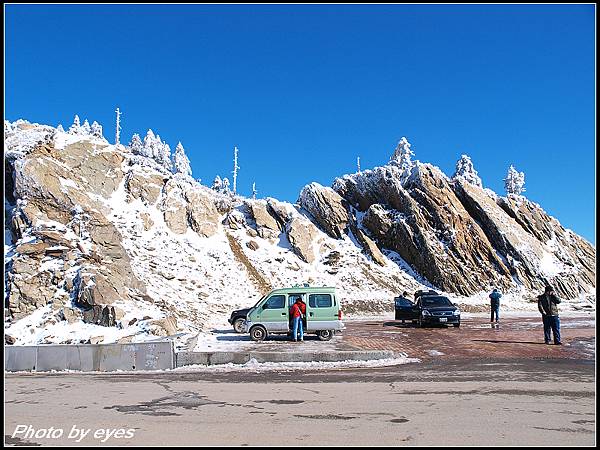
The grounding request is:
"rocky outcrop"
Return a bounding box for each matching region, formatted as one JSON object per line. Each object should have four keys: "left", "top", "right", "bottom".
{"left": 356, "top": 164, "right": 511, "bottom": 295}
{"left": 160, "top": 179, "right": 188, "bottom": 234}
{"left": 4, "top": 120, "right": 595, "bottom": 347}
{"left": 265, "top": 198, "right": 290, "bottom": 230}
{"left": 452, "top": 180, "right": 547, "bottom": 291}
{"left": 298, "top": 182, "right": 350, "bottom": 239}
{"left": 248, "top": 200, "right": 281, "bottom": 238}
{"left": 148, "top": 316, "right": 178, "bottom": 336}
{"left": 185, "top": 186, "right": 220, "bottom": 237}
{"left": 5, "top": 130, "right": 150, "bottom": 325}
{"left": 125, "top": 171, "right": 165, "bottom": 205}
{"left": 349, "top": 223, "right": 387, "bottom": 267}
{"left": 497, "top": 194, "right": 596, "bottom": 298}
{"left": 223, "top": 209, "right": 247, "bottom": 231}
{"left": 286, "top": 217, "right": 319, "bottom": 263}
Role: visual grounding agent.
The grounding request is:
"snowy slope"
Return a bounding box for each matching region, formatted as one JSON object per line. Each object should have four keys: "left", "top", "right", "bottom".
{"left": 4, "top": 119, "right": 596, "bottom": 348}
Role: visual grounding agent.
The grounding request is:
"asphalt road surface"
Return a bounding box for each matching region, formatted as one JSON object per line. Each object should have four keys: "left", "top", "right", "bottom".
{"left": 5, "top": 314, "right": 596, "bottom": 446}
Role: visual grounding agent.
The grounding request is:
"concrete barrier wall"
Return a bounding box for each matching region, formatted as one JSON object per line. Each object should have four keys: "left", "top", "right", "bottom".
{"left": 5, "top": 342, "right": 175, "bottom": 372}
{"left": 176, "top": 350, "right": 395, "bottom": 367}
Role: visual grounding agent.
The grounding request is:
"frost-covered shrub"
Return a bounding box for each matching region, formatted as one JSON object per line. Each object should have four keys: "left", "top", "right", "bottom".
{"left": 504, "top": 165, "right": 526, "bottom": 195}
{"left": 452, "top": 154, "right": 482, "bottom": 187}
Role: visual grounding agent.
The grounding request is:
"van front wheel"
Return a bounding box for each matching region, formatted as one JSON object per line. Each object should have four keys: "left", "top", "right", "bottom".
{"left": 317, "top": 330, "right": 333, "bottom": 341}
{"left": 250, "top": 326, "right": 267, "bottom": 342}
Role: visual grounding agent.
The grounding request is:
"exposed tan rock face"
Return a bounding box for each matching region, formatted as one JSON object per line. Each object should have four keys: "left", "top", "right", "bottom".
{"left": 125, "top": 171, "right": 165, "bottom": 205}
{"left": 6, "top": 136, "right": 149, "bottom": 324}
{"left": 286, "top": 217, "right": 319, "bottom": 263}
{"left": 248, "top": 200, "right": 280, "bottom": 238}
{"left": 333, "top": 161, "right": 595, "bottom": 299}
{"left": 265, "top": 198, "right": 290, "bottom": 231}
{"left": 349, "top": 223, "right": 387, "bottom": 267}
{"left": 148, "top": 316, "right": 178, "bottom": 336}
{"left": 158, "top": 179, "right": 221, "bottom": 237}
{"left": 160, "top": 179, "right": 188, "bottom": 234}
{"left": 298, "top": 182, "right": 350, "bottom": 239}
{"left": 497, "top": 194, "right": 596, "bottom": 298}
{"left": 223, "top": 209, "right": 247, "bottom": 230}
{"left": 452, "top": 181, "right": 548, "bottom": 290}
{"left": 140, "top": 212, "right": 154, "bottom": 231}
{"left": 347, "top": 165, "right": 510, "bottom": 295}
{"left": 185, "top": 186, "right": 220, "bottom": 237}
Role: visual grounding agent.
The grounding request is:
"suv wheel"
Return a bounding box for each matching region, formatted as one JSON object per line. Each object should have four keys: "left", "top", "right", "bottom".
{"left": 453, "top": 323, "right": 460, "bottom": 328}
{"left": 233, "top": 317, "right": 245, "bottom": 333}
{"left": 250, "top": 326, "right": 267, "bottom": 342}
{"left": 395, "top": 311, "right": 401, "bottom": 320}
{"left": 317, "top": 330, "right": 333, "bottom": 341}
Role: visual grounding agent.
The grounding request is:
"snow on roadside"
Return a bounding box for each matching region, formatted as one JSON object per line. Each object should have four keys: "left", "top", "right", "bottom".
{"left": 173, "top": 355, "right": 420, "bottom": 372}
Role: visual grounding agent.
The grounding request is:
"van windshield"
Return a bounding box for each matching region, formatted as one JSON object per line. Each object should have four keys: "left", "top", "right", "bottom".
{"left": 253, "top": 294, "right": 267, "bottom": 308}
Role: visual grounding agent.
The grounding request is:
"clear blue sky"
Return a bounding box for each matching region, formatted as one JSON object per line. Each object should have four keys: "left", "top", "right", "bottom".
{"left": 5, "top": 4, "right": 596, "bottom": 243}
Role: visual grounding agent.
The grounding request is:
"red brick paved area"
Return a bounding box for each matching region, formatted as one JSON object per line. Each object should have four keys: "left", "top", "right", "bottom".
{"left": 343, "top": 314, "right": 595, "bottom": 361}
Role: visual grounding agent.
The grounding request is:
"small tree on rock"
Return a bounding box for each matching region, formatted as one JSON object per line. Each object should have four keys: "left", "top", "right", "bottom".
{"left": 504, "top": 165, "right": 526, "bottom": 195}
{"left": 90, "top": 121, "right": 103, "bottom": 138}
{"left": 68, "top": 115, "right": 81, "bottom": 134}
{"left": 142, "top": 130, "right": 158, "bottom": 158}
{"left": 390, "top": 137, "right": 415, "bottom": 172}
{"left": 212, "top": 175, "right": 223, "bottom": 191}
{"left": 158, "top": 142, "right": 173, "bottom": 171}
{"left": 452, "top": 154, "right": 482, "bottom": 187}
{"left": 129, "top": 133, "right": 143, "bottom": 155}
{"left": 173, "top": 142, "right": 192, "bottom": 177}
{"left": 222, "top": 177, "right": 231, "bottom": 194}
{"left": 81, "top": 119, "right": 91, "bottom": 135}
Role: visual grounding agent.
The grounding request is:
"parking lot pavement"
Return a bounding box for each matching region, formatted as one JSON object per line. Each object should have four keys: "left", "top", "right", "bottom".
{"left": 198, "top": 313, "right": 594, "bottom": 361}
{"left": 342, "top": 313, "right": 596, "bottom": 361}
{"left": 195, "top": 328, "right": 359, "bottom": 352}
{"left": 5, "top": 314, "right": 595, "bottom": 446}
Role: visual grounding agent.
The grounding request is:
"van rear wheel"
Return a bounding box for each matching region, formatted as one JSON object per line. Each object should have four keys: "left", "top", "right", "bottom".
{"left": 250, "top": 326, "right": 267, "bottom": 342}
{"left": 317, "top": 330, "right": 333, "bottom": 341}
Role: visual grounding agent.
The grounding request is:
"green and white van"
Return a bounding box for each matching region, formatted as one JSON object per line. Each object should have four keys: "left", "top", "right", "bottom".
{"left": 244, "top": 286, "right": 344, "bottom": 341}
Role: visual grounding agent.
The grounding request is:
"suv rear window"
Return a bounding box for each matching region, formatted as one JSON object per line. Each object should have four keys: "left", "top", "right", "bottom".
{"left": 395, "top": 298, "right": 413, "bottom": 307}
{"left": 309, "top": 294, "right": 332, "bottom": 308}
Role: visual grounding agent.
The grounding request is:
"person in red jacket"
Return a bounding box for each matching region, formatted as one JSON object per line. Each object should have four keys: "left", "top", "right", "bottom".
{"left": 290, "top": 297, "right": 306, "bottom": 342}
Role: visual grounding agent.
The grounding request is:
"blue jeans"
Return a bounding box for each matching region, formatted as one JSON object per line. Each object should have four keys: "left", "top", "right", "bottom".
{"left": 491, "top": 302, "right": 500, "bottom": 322}
{"left": 292, "top": 317, "right": 303, "bottom": 340}
{"left": 542, "top": 315, "right": 561, "bottom": 344}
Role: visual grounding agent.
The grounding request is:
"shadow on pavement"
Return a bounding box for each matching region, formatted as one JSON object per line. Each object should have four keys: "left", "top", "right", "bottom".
{"left": 215, "top": 334, "right": 321, "bottom": 342}
{"left": 382, "top": 321, "right": 417, "bottom": 328}
{"left": 471, "top": 339, "right": 547, "bottom": 345}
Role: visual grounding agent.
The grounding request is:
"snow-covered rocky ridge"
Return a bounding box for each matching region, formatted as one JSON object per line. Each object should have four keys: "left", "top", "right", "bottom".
{"left": 4, "top": 119, "right": 596, "bottom": 347}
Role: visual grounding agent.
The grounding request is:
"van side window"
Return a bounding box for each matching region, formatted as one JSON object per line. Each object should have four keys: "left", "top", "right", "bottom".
{"left": 265, "top": 295, "right": 285, "bottom": 309}
{"left": 287, "top": 294, "right": 304, "bottom": 307}
{"left": 309, "top": 294, "right": 332, "bottom": 308}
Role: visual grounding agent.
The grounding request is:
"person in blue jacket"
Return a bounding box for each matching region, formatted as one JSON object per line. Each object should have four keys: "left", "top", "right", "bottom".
{"left": 489, "top": 288, "right": 502, "bottom": 325}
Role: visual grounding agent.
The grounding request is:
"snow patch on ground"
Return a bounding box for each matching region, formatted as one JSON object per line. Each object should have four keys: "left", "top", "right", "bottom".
{"left": 173, "top": 355, "right": 420, "bottom": 372}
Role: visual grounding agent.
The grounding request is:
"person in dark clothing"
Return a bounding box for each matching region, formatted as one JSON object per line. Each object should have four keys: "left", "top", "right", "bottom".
{"left": 489, "top": 288, "right": 502, "bottom": 325}
{"left": 538, "top": 285, "right": 562, "bottom": 345}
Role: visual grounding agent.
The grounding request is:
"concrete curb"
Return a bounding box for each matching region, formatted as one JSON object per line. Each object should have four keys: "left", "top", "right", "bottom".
{"left": 176, "top": 350, "right": 396, "bottom": 367}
